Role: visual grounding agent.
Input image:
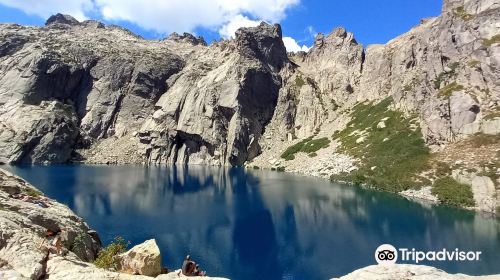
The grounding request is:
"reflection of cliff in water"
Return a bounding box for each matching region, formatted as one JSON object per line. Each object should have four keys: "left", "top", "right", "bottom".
{"left": 4, "top": 165, "right": 500, "bottom": 279}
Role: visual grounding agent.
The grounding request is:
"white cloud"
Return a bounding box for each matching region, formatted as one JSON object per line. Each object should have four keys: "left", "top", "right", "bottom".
{"left": 0, "top": 0, "right": 299, "bottom": 35}
{"left": 97, "top": 0, "right": 299, "bottom": 35}
{"left": 218, "top": 14, "right": 261, "bottom": 39}
{"left": 1, "top": 0, "right": 307, "bottom": 51}
{"left": 283, "top": 36, "right": 310, "bottom": 52}
{"left": 0, "top": 0, "right": 92, "bottom": 21}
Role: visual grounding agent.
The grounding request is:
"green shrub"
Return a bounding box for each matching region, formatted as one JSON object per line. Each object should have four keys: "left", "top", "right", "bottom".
{"left": 432, "top": 177, "right": 475, "bottom": 207}
{"left": 280, "top": 137, "right": 330, "bottom": 160}
{"left": 252, "top": 165, "right": 260, "bottom": 170}
{"left": 308, "top": 152, "right": 317, "bottom": 157}
{"left": 483, "top": 34, "right": 500, "bottom": 47}
{"left": 276, "top": 166, "right": 285, "bottom": 172}
{"left": 94, "top": 236, "right": 130, "bottom": 269}
{"left": 301, "top": 138, "right": 330, "bottom": 153}
{"left": 295, "top": 75, "right": 306, "bottom": 88}
{"left": 281, "top": 137, "right": 311, "bottom": 160}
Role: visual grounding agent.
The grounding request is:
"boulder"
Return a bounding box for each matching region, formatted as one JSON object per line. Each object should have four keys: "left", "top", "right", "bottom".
{"left": 330, "top": 264, "right": 500, "bottom": 280}
{"left": 115, "top": 239, "right": 162, "bottom": 277}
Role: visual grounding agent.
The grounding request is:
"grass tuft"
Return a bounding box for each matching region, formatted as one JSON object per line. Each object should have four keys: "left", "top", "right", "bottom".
{"left": 432, "top": 177, "right": 475, "bottom": 207}
{"left": 438, "top": 82, "right": 464, "bottom": 98}
{"left": 453, "top": 6, "right": 473, "bottom": 21}
{"left": 295, "top": 75, "right": 306, "bottom": 88}
{"left": 483, "top": 35, "right": 500, "bottom": 47}
{"left": 25, "top": 188, "right": 43, "bottom": 198}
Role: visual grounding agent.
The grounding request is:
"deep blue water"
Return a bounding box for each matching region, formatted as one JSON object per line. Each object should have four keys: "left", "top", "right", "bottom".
{"left": 4, "top": 165, "right": 500, "bottom": 280}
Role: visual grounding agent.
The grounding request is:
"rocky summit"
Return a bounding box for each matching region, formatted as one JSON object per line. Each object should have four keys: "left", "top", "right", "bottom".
{"left": 0, "top": 0, "right": 499, "bottom": 212}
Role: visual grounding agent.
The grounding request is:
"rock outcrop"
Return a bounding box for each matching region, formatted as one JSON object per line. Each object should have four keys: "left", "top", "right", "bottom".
{"left": 331, "top": 264, "right": 500, "bottom": 280}
{"left": 0, "top": 168, "right": 101, "bottom": 279}
{"left": 116, "top": 239, "right": 162, "bottom": 277}
{"left": 0, "top": 18, "right": 287, "bottom": 166}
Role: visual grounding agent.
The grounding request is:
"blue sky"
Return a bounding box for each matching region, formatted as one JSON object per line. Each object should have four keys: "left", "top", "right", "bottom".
{"left": 0, "top": 0, "right": 442, "bottom": 51}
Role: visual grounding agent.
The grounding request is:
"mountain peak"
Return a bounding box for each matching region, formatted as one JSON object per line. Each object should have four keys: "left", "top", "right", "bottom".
{"left": 45, "top": 13, "right": 80, "bottom": 26}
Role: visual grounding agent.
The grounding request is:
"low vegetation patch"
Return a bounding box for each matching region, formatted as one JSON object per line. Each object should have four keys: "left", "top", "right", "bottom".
{"left": 434, "top": 161, "right": 453, "bottom": 177}
{"left": 483, "top": 34, "right": 500, "bottom": 47}
{"left": 295, "top": 75, "right": 306, "bottom": 88}
{"left": 484, "top": 108, "right": 500, "bottom": 121}
{"left": 438, "top": 82, "right": 464, "bottom": 98}
{"left": 468, "top": 60, "right": 480, "bottom": 68}
{"left": 453, "top": 6, "right": 473, "bottom": 21}
{"left": 478, "top": 160, "right": 500, "bottom": 182}
{"left": 331, "top": 97, "right": 430, "bottom": 192}
{"left": 24, "top": 188, "right": 42, "bottom": 198}
{"left": 94, "top": 236, "right": 130, "bottom": 269}
{"left": 434, "top": 62, "right": 460, "bottom": 89}
{"left": 281, "top": 137, "right": 330, "bottom": 160}
{"left": 431, "top": 177, "right": 475, "bottom": 207}
{"left": 469, "top": 133, "right": 500, "bottom": 148}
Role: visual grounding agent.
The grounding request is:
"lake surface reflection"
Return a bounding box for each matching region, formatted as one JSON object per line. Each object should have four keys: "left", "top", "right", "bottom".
{"left": 4, "top": 165, "right": 500, "bottom": 280}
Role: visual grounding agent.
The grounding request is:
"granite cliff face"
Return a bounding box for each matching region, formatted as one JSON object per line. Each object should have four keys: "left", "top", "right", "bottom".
{"left": 0, "top": 0, "right": 499, "bottom": 209}
{"left": 0, "top": 16, "right": 287, "bottom": 166}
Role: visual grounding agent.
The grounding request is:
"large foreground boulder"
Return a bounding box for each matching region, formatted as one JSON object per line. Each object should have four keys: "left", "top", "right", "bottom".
{"left": 116, "top": 239, "right": 162, "bottom": 277}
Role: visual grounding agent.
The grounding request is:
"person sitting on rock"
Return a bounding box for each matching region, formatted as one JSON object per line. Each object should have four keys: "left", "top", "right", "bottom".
{"left": 181, "top": 255, "right": 195, "bottom": 276}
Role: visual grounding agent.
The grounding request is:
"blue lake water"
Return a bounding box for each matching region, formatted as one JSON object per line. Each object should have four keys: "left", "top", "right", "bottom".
{"left": 4, "top": 165, "right": 500, "bottom": 280}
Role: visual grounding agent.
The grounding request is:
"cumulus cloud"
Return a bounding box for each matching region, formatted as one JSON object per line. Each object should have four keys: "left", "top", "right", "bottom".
{"left": 0, "top": 0, "right": 309, "bottom": 51}
{"left": 218, "top": 14, "right": 261, "bottom": 38}
{"left": 282, "top": 36, "right": 310, "bottom": 52}
{"left": 0, "top": 0, "right": 92, "bottom": 21}
{"left": 95, "top": 0, "right": 299, "bottom": 35}
{"left": 0, "top": 0, "right": 297, "bottom": 35}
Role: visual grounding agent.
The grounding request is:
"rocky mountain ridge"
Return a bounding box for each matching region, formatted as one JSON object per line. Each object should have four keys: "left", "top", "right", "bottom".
{"left": 0, "top": 0, "right": 499, "bottom": 211}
